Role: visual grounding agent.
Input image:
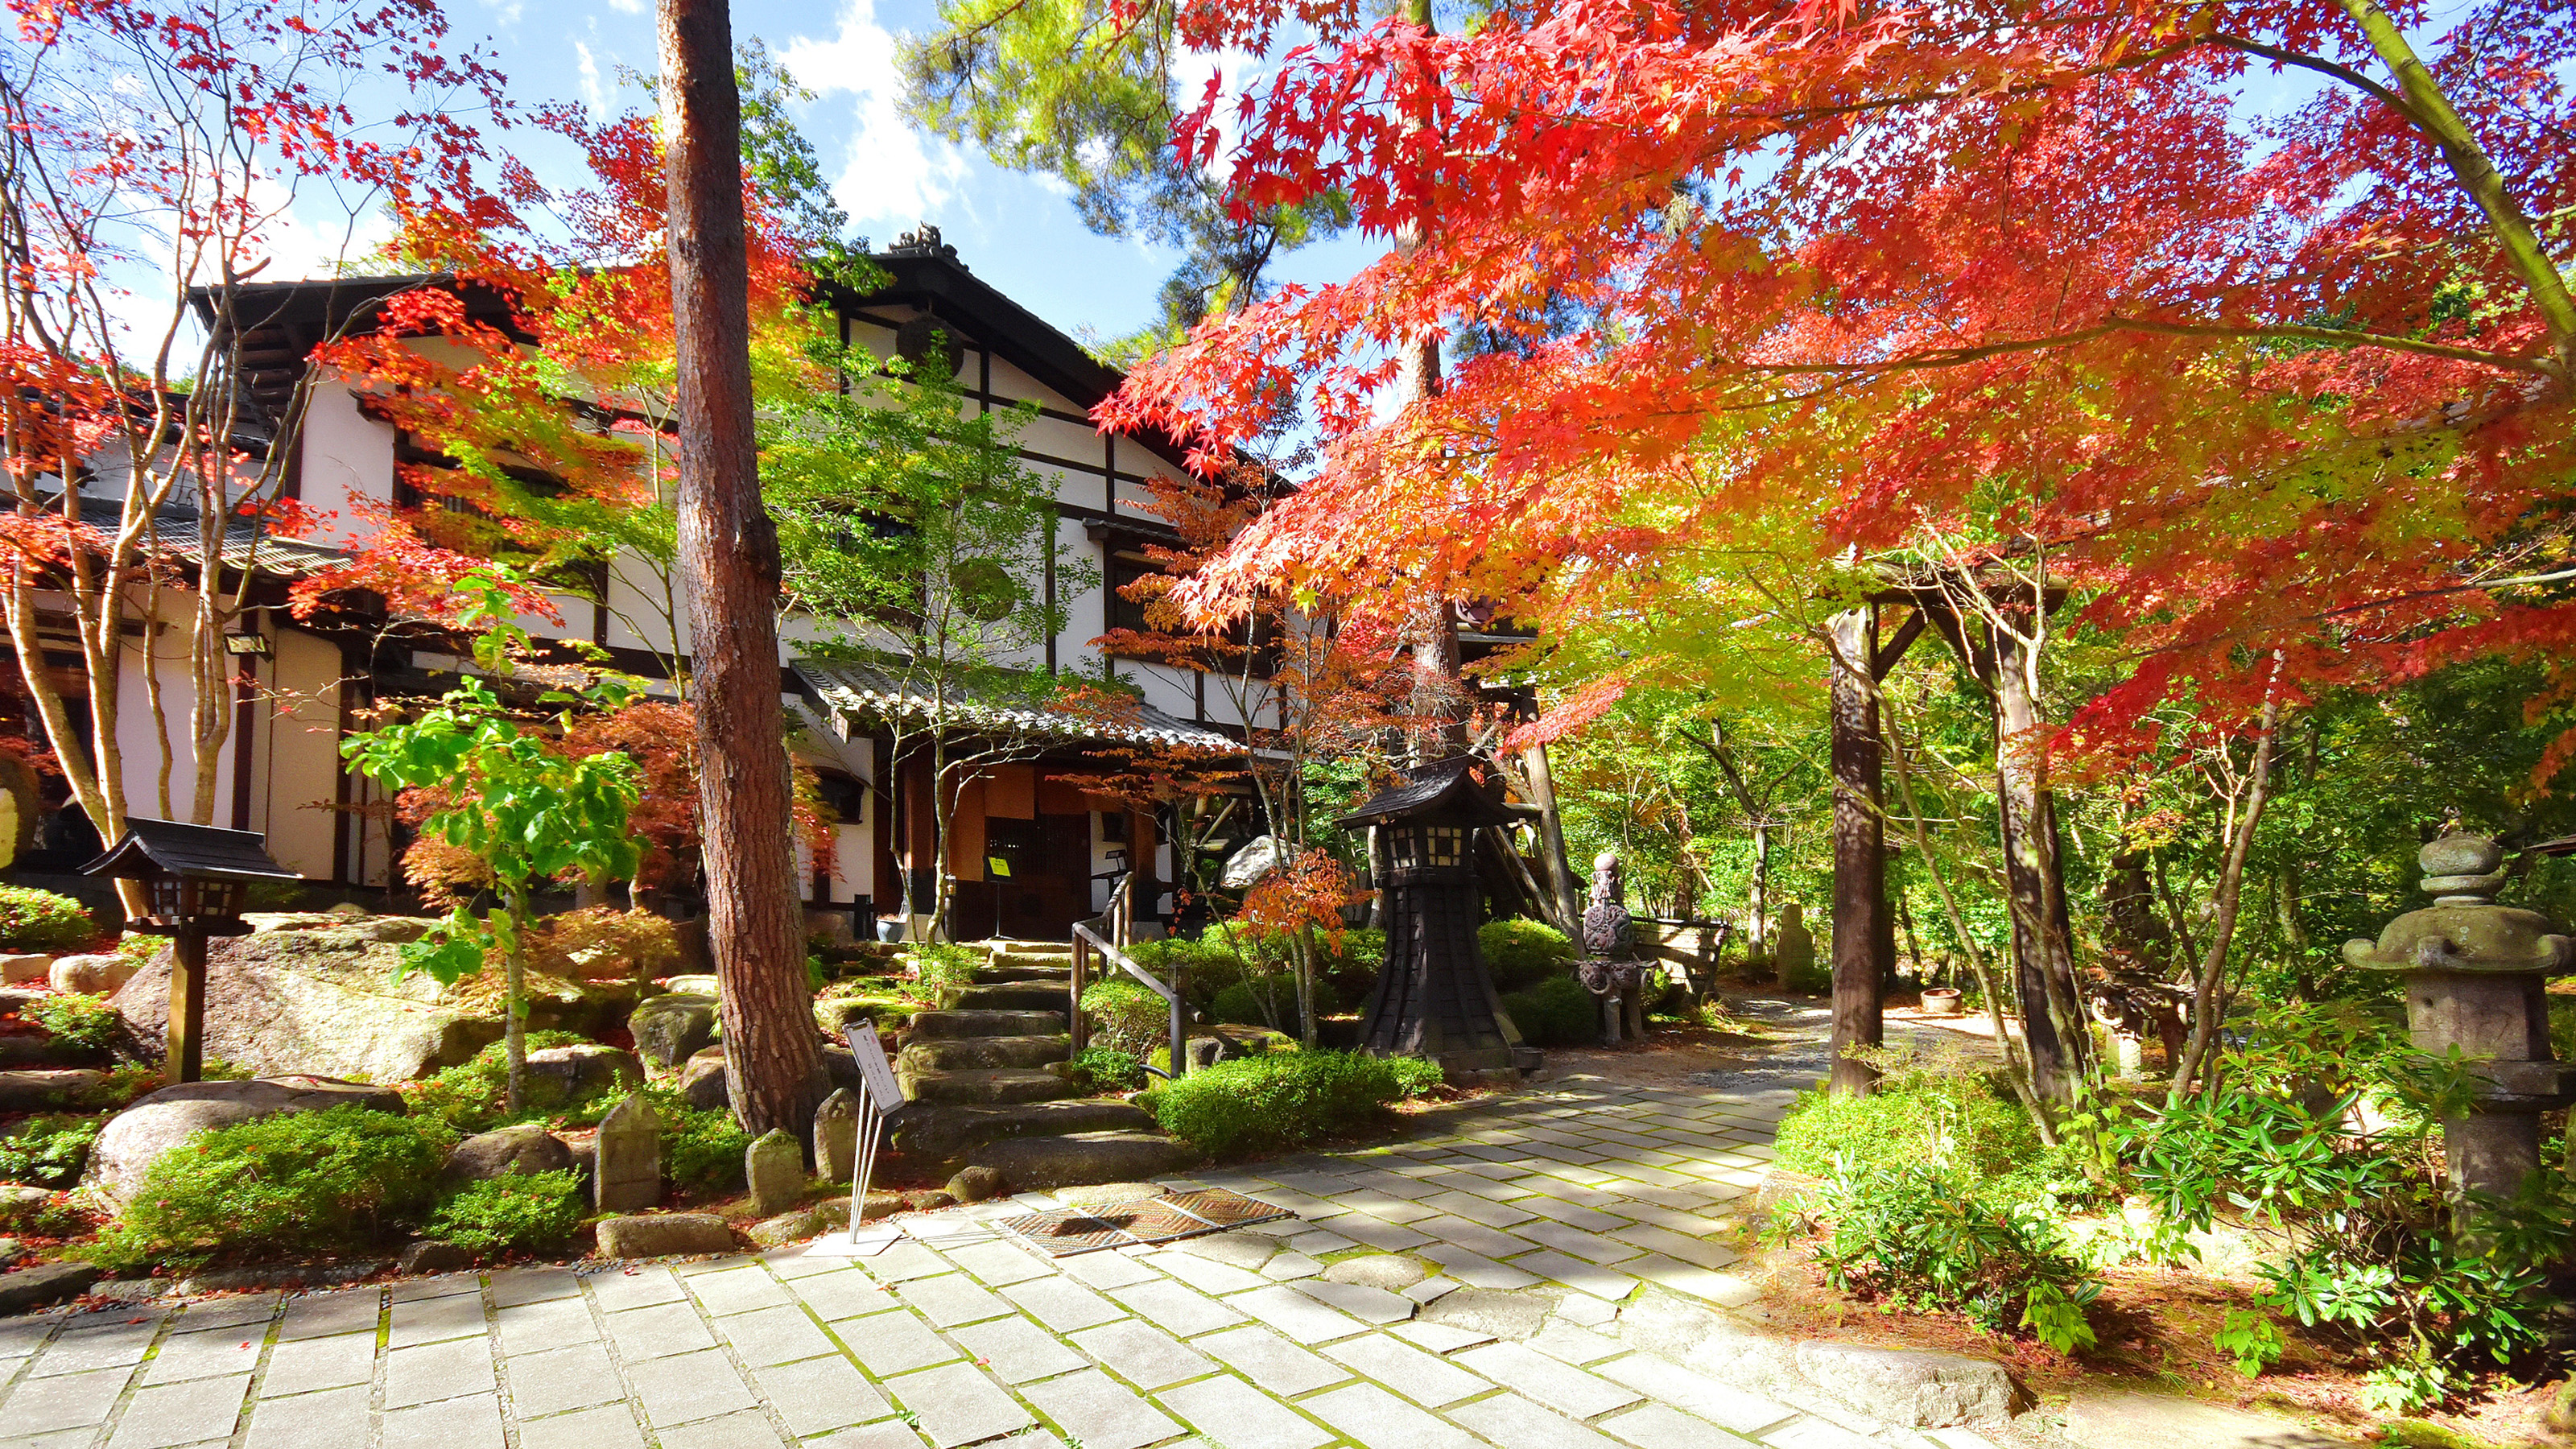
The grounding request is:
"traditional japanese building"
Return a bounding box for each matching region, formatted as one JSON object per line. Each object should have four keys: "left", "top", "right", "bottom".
{"left": 8, "top": 228, "right": 1261, "bottom": 941}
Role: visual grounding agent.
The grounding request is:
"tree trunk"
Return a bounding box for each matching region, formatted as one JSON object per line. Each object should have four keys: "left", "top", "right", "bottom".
{"left": 659, "top": 0, "right": 825, "bottom": 1137}
{"left": 504, "top": 881, "right": 532, "bottom": 1117}
{"left": 1827, "top": 609, "right": 1885, "bottom": 1097}
{"left": 2172, "top": 695, "right": 2282, "bottom": 1096}
{"left": 1749, "top": 821, "right": 1770, "bottom": 962}
{"left": 1990, "top": 625, "right": 2089, "bottom": 1105}
{"left": 1523, "top": 743, "right": 1583, "bottom": 932}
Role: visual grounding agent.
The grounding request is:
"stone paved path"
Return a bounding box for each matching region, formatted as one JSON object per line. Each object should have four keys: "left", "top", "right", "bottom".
{"left": 0, "top": 1034, "right": 2016, "bottom": 1449}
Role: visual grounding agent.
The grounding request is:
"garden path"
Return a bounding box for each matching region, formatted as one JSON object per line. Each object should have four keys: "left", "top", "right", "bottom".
{"left": 0, "top": 1009, "right": 2119, "bottom": 1449}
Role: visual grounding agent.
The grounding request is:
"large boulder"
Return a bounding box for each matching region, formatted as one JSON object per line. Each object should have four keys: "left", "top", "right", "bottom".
{"left": 108, "top": 921, "right": 630, "bottom": 1081}
{"left": 445, "top": 1125, "right": 577, "bottom": 1184}
{"left": 48, "top": 954, "right": 133, "bottom": 994}
{"left": 630, "top": 993, "right": 717, "bottom": 1075}
{"left": 677, "top": 1046, "right": 731, "bottom": 1111}
{"left": 523, "top": 1043, "right": 643, "bottom": 1108}
{"left": 85, "top": 1075, "right": 405, "bottom": 1207}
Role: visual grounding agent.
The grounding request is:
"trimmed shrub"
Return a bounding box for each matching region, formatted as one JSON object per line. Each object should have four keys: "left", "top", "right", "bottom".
{"left": 402, "top": 1031, "right": 595, "bottom": 1134}
{"left": 533, "top": 907, "right": 682, "bottom": 981}
{"left": 1211, "top": 974, "right": 1342, "bottom": 1035}
{"left": 98, "top": 1105, "right": 454, "bottom": 1265}
{"left": 1081, "top": 979, "right": 1169, "bottom": 1058}
{"left": 1065, "top": 1046, "right": 1145, "bottom": 1093}
{"left": 0, "top": 886, "right": 99, "bottom": 955}
{"left": 0, "top": 1113, "right": 104, "bottom": 1187}
{"left": 1146, "top": 1050, "right": 1442, "bottom": 1157}
{"left": 25, "top": 993, "right": 119, "bottom": 1051}
{"left": 1773, "top": 1055, "right": 2044, "bottom": 1185}
{"left": 1313, "top": 927, "right": 1385, "bottom": 1001}
{"left": 1129, "top": 935, "right": 1247, "bottom": 1009}
{"left": 428, "top": 1170, "right": 584, "bottom": 1253}
{"left": 1500, "top": 973, "right": 1598, "bottom": 1046}
{"left": 657, "top": 1093, "right": 753, "bottom": 1193}
{"left": 1479, "top": 919, "right": 1575, "bottom": 992}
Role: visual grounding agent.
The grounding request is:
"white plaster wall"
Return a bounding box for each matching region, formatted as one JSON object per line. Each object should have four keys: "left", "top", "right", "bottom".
{"left": 260, "top": 628, "right": 345, "bottom": 877}
{"left": 293, "top": 381, "right": 394, "bottom": 549}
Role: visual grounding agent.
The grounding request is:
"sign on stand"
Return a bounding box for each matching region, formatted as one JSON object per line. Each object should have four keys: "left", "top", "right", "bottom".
{"left": 804, "top": 1019, "right": 908, "bottom": 1257}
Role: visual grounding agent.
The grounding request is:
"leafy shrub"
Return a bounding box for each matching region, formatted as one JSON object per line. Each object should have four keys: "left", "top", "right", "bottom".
{"left": 0, "top": 886, "right": 100, "bottom": 955}
{"left": 1479, "top": 919, "right": 1574, "bottom": 991}
{"left": 1129, "top": 935, "right": 1248, "bottom": 1008}
{"left": 1064, "top": 1046, "right": 1145, "bottom": 1093}
{"left": 0, "top": 1114, "right": 104, "bottom": 1187}
{"left": 1773, "top": 1051, "right": 2044, "bottom": 1185}
{"left": 427, "top": 1170, "right": 584, "bottom": 1253}
{"left": 1313, "top": 927, "right": 1384, "bottom": 1000}
{"left": 402, "top": 1031, "right": 594, "bottom": 1134}
{"left": 900, "top": 943, "right": 983, "bottom": 1001}
{"left": 25, "top": 993, "right": 120, "bottom": 1051}
{"left": 2099, "top": 1053, "right": 2570, "bottom": 1411}
{"left": 98, "top": 1105, "right": 454, "bottom": 1265}
{"left": 1147, "top": 1049, "right": 1440, "bottom": 1157}
{"left": 1500, "top": 973, "right": 1598, "bottom": 1046}
{"left": 533, "top": 907, "right": 682, "bottom": 981}
{"left": 1211, "top": 974, "right": 1342, "bottom": 1034}
{"left": 1802, "top": 1157, "right": 2099, "bottom": 1350}
{"left": 1081, "top": 979, "right": 1170, "bottom": 1058}
{"left": 656, "top": 1093, "right": 753, "bottom": 1193}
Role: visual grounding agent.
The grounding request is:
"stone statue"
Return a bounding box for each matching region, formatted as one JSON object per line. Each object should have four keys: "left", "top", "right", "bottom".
{"left": 1575, "top": 852, "right": 1651, "bottom": 1043}
{"left": 1773, "top": 902, "right": 1817, "bottom": 991}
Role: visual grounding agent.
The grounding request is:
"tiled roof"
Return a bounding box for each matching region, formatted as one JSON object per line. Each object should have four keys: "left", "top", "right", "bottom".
{"left": 791, "top": 658, "right": 1236, "bottom": 753}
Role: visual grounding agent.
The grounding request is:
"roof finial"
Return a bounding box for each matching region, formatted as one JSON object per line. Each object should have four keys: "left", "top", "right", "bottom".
{"left": 888, "top": 223, "right": 958, "bottom": 262}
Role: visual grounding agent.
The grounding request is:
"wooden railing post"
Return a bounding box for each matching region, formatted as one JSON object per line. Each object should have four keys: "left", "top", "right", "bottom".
{"left": 1170, "top": 960, "right": 1187, "bottom": 1078}
{"left": 1070, "top": 933, "right": 1089, "bottom": 1054}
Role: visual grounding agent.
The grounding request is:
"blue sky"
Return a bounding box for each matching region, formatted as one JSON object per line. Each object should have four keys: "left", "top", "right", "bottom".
{"left": 460, "top": 0, "right": 1381, "bottom": 349}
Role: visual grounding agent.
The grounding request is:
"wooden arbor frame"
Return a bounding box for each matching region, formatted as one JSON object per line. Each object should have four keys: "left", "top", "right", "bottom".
{"left": 1825, "top": 567, "right": 2089, "bottom": 1101}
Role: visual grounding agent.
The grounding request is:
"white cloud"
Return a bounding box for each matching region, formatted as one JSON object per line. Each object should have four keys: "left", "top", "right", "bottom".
{"left": 607, "top": 0, "right": 643, "bottom": 12}
{"left": 780, "top": 0, "right": 969, "bottom": 233}
{"left": 576, "top": 39, "right": 605, "bottom": 111}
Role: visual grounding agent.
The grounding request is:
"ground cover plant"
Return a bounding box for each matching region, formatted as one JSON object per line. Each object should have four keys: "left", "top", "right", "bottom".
{"left": 428, "top": 1170, "right": 586, "bottom": 1254}
{"left": 0, "top": 1114, "right": 103, "bottom": 1188}
{"left": 96, "top": 1106, "right": 455, "bottom": 1268}
{"left": 0, "top": 889, "right": 99, "bottom": 956}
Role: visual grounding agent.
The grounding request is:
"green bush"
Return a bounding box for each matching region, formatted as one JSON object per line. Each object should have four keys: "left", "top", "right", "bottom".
{"left": 25, "top": 993, "right": 120, "bottom": 1051}
{"left": 656, "top": 1093, "right": 753, "bottom": 1194}
{"left": 1065, "top": 1045, "right": 1145, "bottom": 1093}
{"left": 1478, "top": 919, "right": 1575, "bottom": 991}
{"left": 1802, "top": 1157, "right": 2099, "bottom": 1351}
{"left": 1081, "top": 979, "right": 1170, "bottom": 1058}
{"left": 402, "top": 1031, "right": 595, "bottom": 1134}
{"left": 0, "top": 1114, "right": 104, "bottom": 1187}
{"left": 1500, "top": 973, "right": 1598, "bottom": 1047}
{"left": 1129, "top": 935, "right": 1248, "bottom": 1008}
{"left": 0, "top": 886, "right": 100, "bottom": 955}
{"left": 899, "top": 943, "right": 982, "bottom": 1000}
{"left": 1773, "top": 1055, "right": 2045, "bottom": 1185}
{"left": 97, "top": 1105, "right": 453, "bottom": 1265}
{"left": 1313, "top": 927, "right": 1384, "bottom": 1000}
{"left": 1147, "top": 1049, "right": 1441, "bottom": 1157}
{"left": 1211, "top": 974, "right": 1342, "bottom": 1034}
{"left": 427, "top": 1170, "right": 585, "bottom": 1253}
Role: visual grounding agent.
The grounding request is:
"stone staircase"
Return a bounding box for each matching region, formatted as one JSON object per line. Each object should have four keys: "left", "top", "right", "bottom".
{"left": 888, "top": 939, "right": 1192, "bottom": 1189}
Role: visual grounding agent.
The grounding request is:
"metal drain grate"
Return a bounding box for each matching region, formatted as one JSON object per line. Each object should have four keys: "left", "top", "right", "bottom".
{"left": 995, "top": 1187, "right": 1295, "bottom": 1256}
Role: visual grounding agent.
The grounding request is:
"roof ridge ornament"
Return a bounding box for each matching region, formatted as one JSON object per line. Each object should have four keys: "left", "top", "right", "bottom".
{"left": 887, "top": 223, "right": 960, "bottom": 263}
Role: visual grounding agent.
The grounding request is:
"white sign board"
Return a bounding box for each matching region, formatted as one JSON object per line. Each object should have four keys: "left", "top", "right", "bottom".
{"left": 844, "top": 1022, "right": 907, "bottom": 1114}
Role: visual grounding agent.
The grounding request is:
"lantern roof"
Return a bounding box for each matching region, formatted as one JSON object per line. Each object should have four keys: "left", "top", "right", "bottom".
{"left": 83, "top": 819, "right": 299, "bottom": 883}
{"left": 1337, "top": 757, "right": 1517, "bottom": 829}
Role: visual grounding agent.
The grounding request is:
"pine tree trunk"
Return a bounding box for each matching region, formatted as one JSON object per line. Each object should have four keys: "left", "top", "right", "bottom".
{"left": 1827, "top": 609, "right": 1885, "bottom": 1097}
{"left": 659, "top": 0, "right": 825, "bottom": 1137}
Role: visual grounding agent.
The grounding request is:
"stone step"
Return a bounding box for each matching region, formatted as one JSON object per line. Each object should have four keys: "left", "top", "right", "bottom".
{"left": 899, "top": 1066, "right": 1080, "bottom": 1106}
{"left": 886, "top": 1098, "right": 1158, "bottom": 1163}
{"left": 972, "top": 963, "right": 1074, "bottom": 985}
{"left": 906, "top": 1009, "right": 1067, "bottom": 1039}
{"left": 943, "top": 982, "right": 1071, "bottom": 1013}
{"left": 901, "top": 1035, "right": 1071, "bottom": 1072}
{"left": 965, "top": 1131, "right": 1198, "bottom": 1191}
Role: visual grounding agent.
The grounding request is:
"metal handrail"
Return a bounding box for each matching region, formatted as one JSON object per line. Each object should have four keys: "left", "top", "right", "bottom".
{"left": 1069, "top": 877, "right": 1190, "bottom": 1079}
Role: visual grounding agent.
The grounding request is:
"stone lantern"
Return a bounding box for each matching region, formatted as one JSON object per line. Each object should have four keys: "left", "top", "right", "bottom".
{"left": 85, "top": 819, "right": 298, "bottom": 1084}
{"left": 1341, "top": 757, "right": 1534, "bottom": 1079}
{"left": 2341, "top": 833, "right": 2576, "bottom": 1202}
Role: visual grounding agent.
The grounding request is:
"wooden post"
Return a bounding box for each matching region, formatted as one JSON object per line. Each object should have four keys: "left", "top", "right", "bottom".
{"left": 1827, "top": 609, "right": 1885, "bottom": 1097}
{"left": 659, "top": 0, "right": 825, "bottom": 1135}
{"left": 167, "top": 925, "right": 206, "bottom": 1084}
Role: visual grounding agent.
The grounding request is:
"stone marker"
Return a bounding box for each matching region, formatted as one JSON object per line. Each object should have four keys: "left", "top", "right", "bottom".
{"left": 1773, "top": 902, "right": 1817, "bottom": 989}
{"left": 594, "top": 1092, "right": 662, "bottom": 1212}
{"left": 813, "top": 1088, "right": 858, "bottom": 1183}
{"left": 746, "top": 1128, "right": 804, "bottom": 1216}
{"left": 0, "top": 955, "right": 50, "bottom": 986}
